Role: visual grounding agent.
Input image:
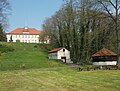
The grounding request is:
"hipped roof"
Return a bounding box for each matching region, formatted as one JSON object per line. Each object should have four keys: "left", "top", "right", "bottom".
{"left": 7, "top": 28, "right": 43, "bottom": 35}
{"left": 92, "top": 48, "right": 117, "bottom": 57}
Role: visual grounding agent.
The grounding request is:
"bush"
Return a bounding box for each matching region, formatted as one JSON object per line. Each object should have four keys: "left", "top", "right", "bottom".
{"left": 16, "top": 40, "right": 20, "bottom": 43}
{"left": 0, "top": 44, "right": 15, "bottom": 53}
{"left": 34, "top": 44, "right": 54, "bottom": 52}
{"left": 78, "top": 65, "right": 100, "bottom": 71}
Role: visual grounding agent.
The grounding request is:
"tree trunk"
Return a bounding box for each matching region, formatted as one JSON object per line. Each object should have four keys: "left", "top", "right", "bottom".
{"left": 115, "top": 0, "right": 120, "bottom": 68}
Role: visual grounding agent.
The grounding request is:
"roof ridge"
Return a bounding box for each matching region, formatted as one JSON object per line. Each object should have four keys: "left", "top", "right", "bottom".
{"left": 7, "top": 28, "right": 43, "bottom": 35}
{"left": 49, "top": 47, "right": 65, "bottom": 53}
{"left": 92, "top": 48, "right": 117, "bottom": 57}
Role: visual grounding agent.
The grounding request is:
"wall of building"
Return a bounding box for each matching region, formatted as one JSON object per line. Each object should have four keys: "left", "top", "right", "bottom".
{"left": 57, "top": 49, "right": 72, "bottom": 63}
{"left": 48, "top": 53, "right": 57, "bottom": 59}
{"left": 57, "top": 49, "right": 70, "bottom": 59}
{"left": 48, "top": 48, "right": 72, "bottom": 63}
{"left": 6, "top": 34, "right": 48, "bottom": 43}
{"left": 93, "top": 61, "right": 117, "bottom": 65}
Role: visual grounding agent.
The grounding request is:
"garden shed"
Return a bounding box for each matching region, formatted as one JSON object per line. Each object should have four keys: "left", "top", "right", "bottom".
{"left": 48, "top": 47, "right": 72, "bottom": 63}
{"left": 92, "top": 48, "right": 117, "bottom": 65}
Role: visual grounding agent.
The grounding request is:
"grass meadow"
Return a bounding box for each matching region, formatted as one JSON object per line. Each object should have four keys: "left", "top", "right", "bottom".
{"left": 0, "top": 69, "right": 120, "bottom": 91}
{"left": 0, "top": 42, "right": 120, "bottom": 91}
{"left": 0, "top": 42, "right": 66, "bottom": 71}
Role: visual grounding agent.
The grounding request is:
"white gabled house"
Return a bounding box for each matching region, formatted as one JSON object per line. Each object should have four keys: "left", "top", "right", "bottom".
{"left": 48, "top": 48, "right": 72, "bottom": 63}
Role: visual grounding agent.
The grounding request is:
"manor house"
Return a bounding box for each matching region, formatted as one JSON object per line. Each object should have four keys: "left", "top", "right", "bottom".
{"left": 6, "top": 27, "right": 49, "bottom": 43}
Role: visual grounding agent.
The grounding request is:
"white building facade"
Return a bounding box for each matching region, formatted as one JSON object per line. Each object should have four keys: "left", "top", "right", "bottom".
{"left": 6, "top": 27, "right": 49, "bottom": 43}
{"left": 93, "top": 61, "right": 117, "bottom": 66}
{"left": 48, "top": 48, "right": 72, "bottom": 63}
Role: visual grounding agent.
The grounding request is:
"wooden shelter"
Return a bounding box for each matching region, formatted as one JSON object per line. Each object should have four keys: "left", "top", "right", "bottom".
{"left": 92, "top": 48, "right": 117, "bottom": 65}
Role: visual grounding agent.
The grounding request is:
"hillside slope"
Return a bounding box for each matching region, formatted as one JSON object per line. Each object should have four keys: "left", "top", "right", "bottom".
{"left": 0, "top": 42, "right": 66, "bottom": 71}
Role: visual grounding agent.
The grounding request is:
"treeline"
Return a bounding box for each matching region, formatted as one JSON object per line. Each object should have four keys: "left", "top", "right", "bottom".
{"left": 42, "top": 0, "right": 119, "bottom": 64}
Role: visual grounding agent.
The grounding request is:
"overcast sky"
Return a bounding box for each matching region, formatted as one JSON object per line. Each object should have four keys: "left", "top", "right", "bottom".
{"left": 8, "top": 0, "right": 63, "bottom": 31}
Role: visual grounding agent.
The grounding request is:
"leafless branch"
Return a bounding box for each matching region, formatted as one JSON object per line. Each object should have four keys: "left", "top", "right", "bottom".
{"left": 109, "top": 0, "right": 116, "bottom": 9}
{"left": 98, "top": 1, "right": 116, "bottom": 22}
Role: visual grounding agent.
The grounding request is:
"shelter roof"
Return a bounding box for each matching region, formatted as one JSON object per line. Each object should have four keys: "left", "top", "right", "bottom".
{"left": 92, "top": 48, "right": 117, "bottom": 57}
{"left": 49, "top": 48, "right": 64, "bottom": 53}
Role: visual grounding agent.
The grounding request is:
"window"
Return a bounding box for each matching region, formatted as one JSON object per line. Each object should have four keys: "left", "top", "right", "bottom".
{"left": 32, "top": 40, "right": 34, "bottom": 43}
{"left": 32, "top": 35, "right": 36, "bottom": 38}
{"left": 17, "top": 35, "right": 19, "bottom": 38}
{"left": 23, "top": 32, "right": 29, "bottom": 34}
{"left": 25, "top": 35, "right": 27, "bottom": 38}
{"left": 32, "top": 35, "right": 34, "bottom": 38}
{"left": 20, "top": 35, "right": 22, "bottom": 38}
{"left": 28, "top": 35, "right": 30, "bottom": 38}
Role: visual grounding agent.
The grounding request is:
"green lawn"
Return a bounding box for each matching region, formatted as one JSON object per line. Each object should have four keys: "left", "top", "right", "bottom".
{"left": 0, "top": 69, "right": 120, "bottom": 91}
{"left": 0, "top": 42, "right": 66, "bottom": 71}
{"left": 0, "top": 43, "right": 120, "bottom": 91}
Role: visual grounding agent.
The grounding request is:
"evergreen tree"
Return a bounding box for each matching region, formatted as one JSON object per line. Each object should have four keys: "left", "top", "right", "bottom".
{"left": 0, "top": 24, "right": 6, "bottom": 41}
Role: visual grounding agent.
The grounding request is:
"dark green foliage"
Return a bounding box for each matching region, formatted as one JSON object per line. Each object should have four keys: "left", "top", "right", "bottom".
{"left": 0, "top": 24, "right": 7, "bottom": 42}
{"left": 16, "top": 39, "right": 20, "bottom": 43}
{"left": 0, "top": 44, "right": 14, "bottom": 53}
{"left": 34, "top": 44, "right": 55, "bottom": 53}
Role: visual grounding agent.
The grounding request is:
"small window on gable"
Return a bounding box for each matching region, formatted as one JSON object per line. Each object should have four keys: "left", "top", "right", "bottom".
{"left": 63, "top": 49, "right": 65, "bottom": 52}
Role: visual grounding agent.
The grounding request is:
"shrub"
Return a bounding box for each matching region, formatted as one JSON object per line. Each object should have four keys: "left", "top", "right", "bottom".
{"left": 0, "top": 44, "right": 15, "bottom": 53}
{"left": 35, "top": 44, "right": 54, "bottom": 52}
{"left": 16, "top": 40, "right": 20, "bottom": 43}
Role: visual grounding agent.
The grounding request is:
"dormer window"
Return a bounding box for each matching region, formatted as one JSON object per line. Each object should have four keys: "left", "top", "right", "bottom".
{"left": 23, "top": 32, "right": 29, "bottom": 34}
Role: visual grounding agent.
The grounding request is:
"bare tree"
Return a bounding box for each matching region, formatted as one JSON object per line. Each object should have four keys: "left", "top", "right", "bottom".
{"left": 97, "top": 0, "right": 120, "bottom": 68}
{"left": 0, "top": 0, "right": 11, "bottom": 29}
{"left": 42, "top": 0, "right": 117, "bottom": 65}
{"left": 0, "top": 0, "right": 11, "bottom": 41}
